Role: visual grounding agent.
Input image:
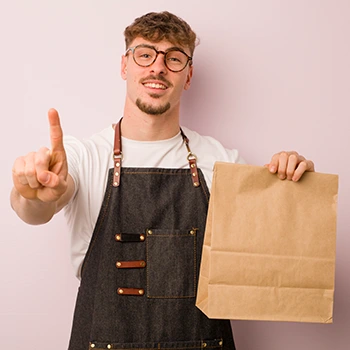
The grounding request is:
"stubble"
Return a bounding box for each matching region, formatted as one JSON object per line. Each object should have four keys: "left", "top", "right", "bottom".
{"left": 136, "top": 97, "right": 171, "bottom": 115}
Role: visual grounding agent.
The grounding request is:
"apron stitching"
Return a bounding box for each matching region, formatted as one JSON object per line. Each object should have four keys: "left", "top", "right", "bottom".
{"left": 146, "top": 231, "right": 149, "bottom": 298}
{"left": 194, "top": 229, "right": 197, "bottom": 293}
{"left": 198, "top": 171, "right": 210, "bottom": 203}
{"left": 81, "top": 174, "right": 114, "bottom": 277}
{"left": 146, "top": 230, "right": 197, "bottom": 298}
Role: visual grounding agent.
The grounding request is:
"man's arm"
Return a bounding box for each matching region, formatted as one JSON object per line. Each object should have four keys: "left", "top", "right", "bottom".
{"left": 10, "top": 109, "right": 75, "bottom": 225}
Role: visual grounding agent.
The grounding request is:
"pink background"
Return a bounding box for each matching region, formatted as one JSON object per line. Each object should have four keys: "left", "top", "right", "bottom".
{"left": 1, "top": 1, "right": 349, "bottom": 349}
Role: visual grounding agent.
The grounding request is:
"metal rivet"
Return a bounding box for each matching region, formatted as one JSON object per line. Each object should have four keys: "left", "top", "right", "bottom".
{"left": 203, "top": 343, "right": 207, "bottom": 348}
{"left": 118, "top": 289, "right": 124, "bottom": 294}
{"left": 190, "top": 230, "right": 195, "bottom": 235}
{"left": 194, "top": 182, "right": 199, "bottom": 187}
{"left": 116, "top": 262, "right": 121, "bottom": 267}
{"left": 107, "top": 345, "right": 112, "bottom": 349}
{"left": 192, "top": 173, "right": 196, "bottom": 177}
{"left": 115, "top": 172, "right": 119, "bottom": 176}
{"left": 140, "top": 261, "right": 146, "bottom": 267}
{"left": 114, "top": 181, "right": 119, "bottom": 186}
{"left": 147, "top": 229, "right": 152, "bottom": 235}
{"left": 139, "top": 289, "right": 144, "bottom": 295}
{"left": 190, "top": 163, "right": 195, "bottom": 168}
{"left": 219, "top": 340, "right": 223, "bottom": 346}
{"left": 90, "top": 344, "right": 95, "bottom": 349}
{"left": 116, "top": 162, "right": 120, "bottom": 167}
{"left": 140, "top": 235, "right": 145, "bottom": 241}
{"left": 115, "top": 234, "right": 121, "bottom": 241}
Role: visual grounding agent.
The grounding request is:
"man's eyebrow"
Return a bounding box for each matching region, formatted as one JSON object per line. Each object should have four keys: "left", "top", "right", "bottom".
{"left": 137, "top": 44, "right": 156, "bottom": 49}
{"left": 165, "top": 46, "right": 185, "bottom": 52}
{"left": 137, "top": 44, "right": 186, "bottom": 53}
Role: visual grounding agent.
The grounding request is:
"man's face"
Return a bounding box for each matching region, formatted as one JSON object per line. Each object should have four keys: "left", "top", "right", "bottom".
{"left": 121, "top": 38, "right": 193, "bottom": 116}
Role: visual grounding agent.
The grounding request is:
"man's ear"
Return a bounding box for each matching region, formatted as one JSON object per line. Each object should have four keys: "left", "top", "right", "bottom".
{"left": 121, "top": 55, "right": 128, "bottom": 80}
{"left": 184, "top": 65, "right": 193, "bottom": 90}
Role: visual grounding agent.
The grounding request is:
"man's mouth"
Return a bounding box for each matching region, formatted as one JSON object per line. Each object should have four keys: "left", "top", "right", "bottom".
{"left": 143, "top": 82, "right": 167, "bottom": 90}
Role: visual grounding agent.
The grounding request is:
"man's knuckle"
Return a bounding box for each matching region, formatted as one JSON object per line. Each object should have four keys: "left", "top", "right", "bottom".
{"left": 279, "top": 151, "right": 288, "bottom": 158}
{"left": 289, "top": 154, "right": 298, "bottom": 162}
{"left": 307, "top": 160, "right": 315, "bottom": 169}
{"left": 299, "top": 160, "right": 307, "bottom": 169}
{"left": 35, "top": 157, "right": 46, "bottom": 167}
{"left": 16, "top": 169, "right": 25, "bottom": 177}
{"left": 24, "top": 168, "right": 36, "bottom": 177}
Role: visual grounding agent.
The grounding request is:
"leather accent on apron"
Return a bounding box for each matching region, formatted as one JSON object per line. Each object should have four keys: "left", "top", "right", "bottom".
{"left": 116, "top": 260, "right": 146, "bottom": 269}
{"left": 117, "top": 287, "right": 145, "bottom": 296}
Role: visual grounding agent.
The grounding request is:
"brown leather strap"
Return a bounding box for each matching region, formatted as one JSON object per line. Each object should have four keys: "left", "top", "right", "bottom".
{"left": 117, "top": 288, "right": 145, "bottom": 296}
{"left": 188, "top": 156, "right": 200, "bottom": 187}
{"left": 113, "top": 119, "right": 123, "bottom": 187}
{"left": 116, "top": 260, "right": 146, "bottom": 268}
{"left": 181, "top": 128, "right": 201, "bottom": 187}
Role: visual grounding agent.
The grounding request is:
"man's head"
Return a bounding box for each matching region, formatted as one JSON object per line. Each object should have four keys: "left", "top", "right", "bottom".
{"left": 124, "top": 11, "right": 197, "bottom": 57}
{"left": 122, "top": 12, "right": 197, "bottom": 118}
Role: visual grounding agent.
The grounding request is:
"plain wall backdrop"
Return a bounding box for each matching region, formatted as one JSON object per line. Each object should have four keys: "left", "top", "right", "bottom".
{"left": 1, "top": 1, "right": 349, "bottom": 349}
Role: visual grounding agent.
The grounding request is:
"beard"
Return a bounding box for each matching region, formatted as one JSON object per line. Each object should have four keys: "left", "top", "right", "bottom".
{"left": 136, "top": 75, "right": 173, "bottom": 115}
{"left": 136, "top": 97, "right": 171, "bottom": 115}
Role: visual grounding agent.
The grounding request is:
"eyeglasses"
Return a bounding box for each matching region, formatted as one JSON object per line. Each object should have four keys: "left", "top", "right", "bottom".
{"left": 125, "top": 44, "right": 193, "bottom": 72}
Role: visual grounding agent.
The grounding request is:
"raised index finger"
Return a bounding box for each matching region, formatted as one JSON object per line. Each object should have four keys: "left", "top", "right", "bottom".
{"left": 48, "top": 108, "right": 64, "bottom": 152}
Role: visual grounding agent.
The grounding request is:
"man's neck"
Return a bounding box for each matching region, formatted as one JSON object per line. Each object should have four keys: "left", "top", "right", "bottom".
{"left": 120, "top": 107, "right": 181, "bottom": 141}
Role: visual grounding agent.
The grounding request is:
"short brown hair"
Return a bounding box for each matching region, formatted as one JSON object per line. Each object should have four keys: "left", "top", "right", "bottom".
{"left": 124, "top": 11, "right": 198, "bottom": 56}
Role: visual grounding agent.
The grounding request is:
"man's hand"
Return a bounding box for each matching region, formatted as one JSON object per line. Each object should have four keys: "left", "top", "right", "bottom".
{"left": 12, "top": 108, "right": 68, "bottom": 203}
{"left": 266, "top": 151, "right": 315, "bottom": 182}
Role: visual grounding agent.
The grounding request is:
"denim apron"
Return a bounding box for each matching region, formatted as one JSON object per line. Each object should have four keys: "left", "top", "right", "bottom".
{"left": 68, "top": 120, "right": 236, "bottom": 350}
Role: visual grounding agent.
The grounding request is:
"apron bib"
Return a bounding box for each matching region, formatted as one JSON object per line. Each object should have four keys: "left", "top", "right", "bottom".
{"left": 68, "top": 121, "right": 236, "bottom": 350}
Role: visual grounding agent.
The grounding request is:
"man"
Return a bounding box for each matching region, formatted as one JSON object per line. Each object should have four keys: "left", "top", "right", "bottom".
{"left": 11, "top": 11, "right": 314, "bottom": 350}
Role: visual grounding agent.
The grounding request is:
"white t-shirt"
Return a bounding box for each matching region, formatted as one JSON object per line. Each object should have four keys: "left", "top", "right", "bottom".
{"left": 64, "top": 125, "right": 244, "bottom": 278}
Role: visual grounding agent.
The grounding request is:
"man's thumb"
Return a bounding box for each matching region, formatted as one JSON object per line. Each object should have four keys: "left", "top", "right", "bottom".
{"left": 38, "top": 171, "right": 51, "bottom": 185}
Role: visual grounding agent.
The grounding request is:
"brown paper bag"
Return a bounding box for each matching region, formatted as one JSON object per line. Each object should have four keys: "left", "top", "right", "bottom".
{"left": 196, "top": 162, "right": 338, "bottom": 323}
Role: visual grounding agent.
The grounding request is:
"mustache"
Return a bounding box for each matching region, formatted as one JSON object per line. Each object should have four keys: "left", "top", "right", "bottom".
{"left": 140, "top": 75, "right": 173, "bottom": 88}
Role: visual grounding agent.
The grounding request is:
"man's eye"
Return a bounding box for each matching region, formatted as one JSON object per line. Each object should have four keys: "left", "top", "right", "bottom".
{"left": 168, "top": 57, "right": 181, "bottom": 62}
{"left": 141, "top": 54, "right": 151, "bottom": 58}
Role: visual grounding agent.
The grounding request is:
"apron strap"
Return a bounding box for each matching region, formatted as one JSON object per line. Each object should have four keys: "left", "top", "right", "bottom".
{"left": 113, "top": 119, "right": 201, "bottom": 188}
{"left": 113, "top": 119, "right": 123, "bottom": 187}
{"left": 180, "top": 128, "right": 201, "bottom": 187}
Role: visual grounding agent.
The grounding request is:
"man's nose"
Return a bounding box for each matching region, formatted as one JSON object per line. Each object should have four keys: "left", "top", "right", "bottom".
{"left": 149, "top": 52, "right": 167, "bottom": 73}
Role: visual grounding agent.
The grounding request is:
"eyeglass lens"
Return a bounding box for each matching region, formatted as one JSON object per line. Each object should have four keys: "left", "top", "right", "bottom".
{"left": 133, "top": 46, "right": 189, "bottom": 72}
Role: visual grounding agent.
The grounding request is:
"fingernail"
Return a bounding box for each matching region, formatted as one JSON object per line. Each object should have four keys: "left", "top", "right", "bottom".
{"left": 279, "top": 174, "right": 286, "bottom": 180}
{"left": 42, "top": 173, "right": 50, "bottom": 184}
{"left": 269, "top": 166, "right": 276, "bottom": 173}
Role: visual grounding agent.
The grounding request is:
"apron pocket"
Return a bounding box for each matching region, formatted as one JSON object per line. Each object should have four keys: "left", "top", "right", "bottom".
{"left": 89, "top": 339, "right": 223, "bottom": 349}
{"left": 146, "top": 228, "right": 197, "bottom": 298}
